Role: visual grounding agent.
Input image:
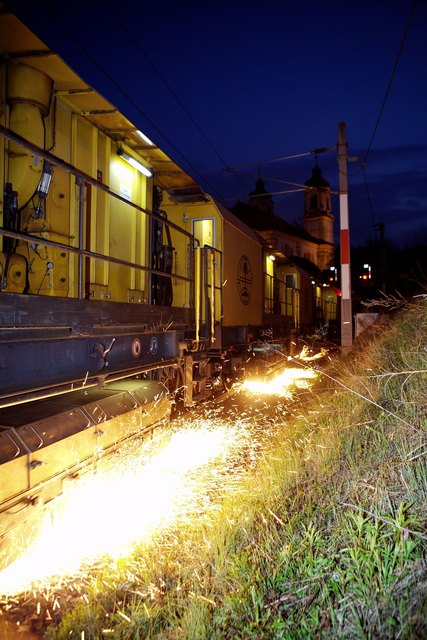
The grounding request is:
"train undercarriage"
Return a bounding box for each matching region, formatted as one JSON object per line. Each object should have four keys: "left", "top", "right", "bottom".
{"left": 0, "top": 289, "right": 267, "bottom": 573}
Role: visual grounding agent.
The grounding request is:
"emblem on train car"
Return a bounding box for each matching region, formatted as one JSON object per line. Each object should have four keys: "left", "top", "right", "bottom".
{"left": 237, "top": 255, "right": 253, "bottom": 305}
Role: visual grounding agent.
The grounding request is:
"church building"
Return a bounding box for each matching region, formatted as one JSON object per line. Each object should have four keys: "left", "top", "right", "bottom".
{"left": 303, "top": 166, "right": 335, "bottom": 271}
{"left": 231, "top": 167, "right": 338, "bottom": 336}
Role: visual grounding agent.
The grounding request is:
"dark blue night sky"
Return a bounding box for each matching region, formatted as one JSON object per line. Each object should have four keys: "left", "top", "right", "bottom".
{"left": 7, "top": 0, "right": 427, "bottom": 247}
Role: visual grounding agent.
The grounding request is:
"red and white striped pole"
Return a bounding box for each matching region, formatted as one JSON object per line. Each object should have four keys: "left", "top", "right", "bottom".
{"left": 338, "top": 122, "right": 353, "bottom": 353}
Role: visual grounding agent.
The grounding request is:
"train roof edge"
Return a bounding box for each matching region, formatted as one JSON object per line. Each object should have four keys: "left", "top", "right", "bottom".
{"left": 0, "top": 3, "right": 201, "bottom": 195}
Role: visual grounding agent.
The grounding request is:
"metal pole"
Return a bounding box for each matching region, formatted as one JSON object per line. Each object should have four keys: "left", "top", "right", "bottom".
{"left": 337, "top": 122, "right": 353, "bottom": 353}
{"left": 77, "top": 176, "right": 85, "bottom": 300}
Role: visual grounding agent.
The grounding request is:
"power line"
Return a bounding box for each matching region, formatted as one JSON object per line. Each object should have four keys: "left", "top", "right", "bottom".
{"left": 363, "top": 0, "right": 419, "bottom": 164}
{"left": 225, "top": 168, "right": 308, "bottom": 189}
{"left": 226, "top": 145, "right": 336, "bottom": 171}
{"left": 104, "top": 0, "right": 230, "bottom": 171}
{"left": 223, "top": 187, "right": 305, "bottom": 202}
{"left": 225, "top": 168, "right": 339, "bottom": 195}
{"left": 103, "top": 0, "right": 251, "bottom": 201}
{"left": 36, "top": 0, "right": 226, "bottom": 202}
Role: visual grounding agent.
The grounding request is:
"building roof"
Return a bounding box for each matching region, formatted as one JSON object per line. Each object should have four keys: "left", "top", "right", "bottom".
{"left": 212, "top": 198, "right": 262, "bottom": 245}
{"left": 231, "top": 201, "right": 319, "bottom": 243}
{"left": 290, "top": 255, "right": 322, "bottom": 278}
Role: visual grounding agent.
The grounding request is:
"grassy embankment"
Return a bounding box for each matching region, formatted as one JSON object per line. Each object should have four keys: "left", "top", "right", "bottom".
{"left": 50, "top": 299, "right": 427, "bottom": 639}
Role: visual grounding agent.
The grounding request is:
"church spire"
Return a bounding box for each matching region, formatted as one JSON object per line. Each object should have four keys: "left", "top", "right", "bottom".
{"left": 248, "top": 177, "right": 274, "bottom": 215}
{"left": 303, "top": 166, "right": 335, "bottom": 270}
{"left": 303, "top": 166, "right": 333, "bottom": 243}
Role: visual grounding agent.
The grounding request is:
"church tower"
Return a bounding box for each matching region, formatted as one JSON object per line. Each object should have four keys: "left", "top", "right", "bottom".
{"left": 248, "top": 177, "right": 274, "bottom": 215}
{"left": 303, "top": 166, "right": 335, "bottom": 269}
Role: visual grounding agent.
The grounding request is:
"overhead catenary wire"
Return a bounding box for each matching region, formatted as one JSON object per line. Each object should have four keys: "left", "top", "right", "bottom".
{"left": 363, "top": 0, "right": 419, "bottom": 165}
{"left": 104, "top": 0, "right": 230, "bottom": 171}
{"left": 35, "top": 0, "right": 227, "bottom": 203}
{"left": 222, "top": 187, "right": 305, "bottom": 202}
{"left": 223, "top": 145, "right": 338, "bottom": 206}
{"left": 358, "top": 0, "right": 418, "bottom": 237}
{"left": 225, "top": 145, "right": 337, "bottom": 172}
{"left": 225, "top": 168, "right": 339, "bottom": 195}
{"left": 224, "top": 168, "right": 308, "bottom": 189}
{"left": 100, "top": 4, "right": 338, "bottom": 202}
{"left": 104, "top": 0, "right": 252, "bottom": 201}
{"left": 249, "top": 188, "right": 305, "bottom": 197}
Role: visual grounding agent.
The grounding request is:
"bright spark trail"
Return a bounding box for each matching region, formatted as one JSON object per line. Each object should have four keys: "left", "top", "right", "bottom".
{"left": 0, "top": 365, "right": 318, "bottom": 612}
{"left": 241, "top": 367, "right": 317, "bottom": 397}
{"left": 0, "top": 423, "right": 243, "bottom": 595}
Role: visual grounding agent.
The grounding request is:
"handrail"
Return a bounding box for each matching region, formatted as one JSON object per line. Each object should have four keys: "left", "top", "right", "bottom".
{"left": 0, "top": 227, "right": 191, "bottom": 284}
{"left": 194, "top": 246, "right": 201, "bottom": 342}
{"left": 209, "top": 250, "right": 215, "bottom": 342}
{"left": 0, "top": 125, "right": 196, "bottom": 291}
{"left": 0, "top": 124, "right": 194, "bottom": 240}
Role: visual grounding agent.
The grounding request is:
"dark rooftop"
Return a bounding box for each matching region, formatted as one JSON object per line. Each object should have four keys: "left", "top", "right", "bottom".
{"left": 231, "top": 201, "right": 319, "bottom": 243}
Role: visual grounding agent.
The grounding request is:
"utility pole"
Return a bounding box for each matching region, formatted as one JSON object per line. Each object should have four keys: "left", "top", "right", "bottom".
{"left": 337, "top": 122, "right": 353, "bottom": 353}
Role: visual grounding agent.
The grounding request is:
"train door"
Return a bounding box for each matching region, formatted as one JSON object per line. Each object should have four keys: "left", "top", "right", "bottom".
{"left": 191, "top": 218, "right": 221, "bottom": 345}
{"left": 192, "top": 218, "right": 215, "bottom": 249}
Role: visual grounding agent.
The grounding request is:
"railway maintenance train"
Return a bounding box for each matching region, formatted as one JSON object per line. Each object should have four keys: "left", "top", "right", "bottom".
{"left": 0, "top": 7, "right": 338, "bottom": 570}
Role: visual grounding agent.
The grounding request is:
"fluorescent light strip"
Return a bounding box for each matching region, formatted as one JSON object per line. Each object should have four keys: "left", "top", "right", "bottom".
{"left": 136, "top": 129, "right": 154, "bottom": 146}
{"left": 117, "top": 148, "right": 153, "bottom": 177}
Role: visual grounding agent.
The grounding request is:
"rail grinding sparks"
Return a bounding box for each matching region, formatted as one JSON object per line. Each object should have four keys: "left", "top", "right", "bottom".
{"left": 241, "top": 366, "right": 318, "bottom": 397}
{"left": 0, "top": 365, "right": 319, "bottom": 599}
{"left": 0, "top": 423, "right": 244, "bottom": 595}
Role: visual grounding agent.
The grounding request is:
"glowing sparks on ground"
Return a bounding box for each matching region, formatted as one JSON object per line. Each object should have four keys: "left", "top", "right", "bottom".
{"left": 0, "top": 423, "right": 241, "bottom": 595}
{"left": 296, "top": 346, "right": 328, "bottom": 361}
{"left": 0, "top": 362, "right": 320, "bottom": 600}
{"left": 241, "top": 367, "right": 317, "bottom": 397}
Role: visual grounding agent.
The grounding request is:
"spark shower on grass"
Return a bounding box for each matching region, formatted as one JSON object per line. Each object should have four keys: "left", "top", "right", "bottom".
{"left": 0, "top": 366, "right": 317, "bottom": 597}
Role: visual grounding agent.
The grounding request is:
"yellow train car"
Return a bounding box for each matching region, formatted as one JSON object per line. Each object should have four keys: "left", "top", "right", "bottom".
{"left": 0, "top": 5, "right": 339, "bottom": 572}
{"left": 162, "top": 193, "right": 263, "bottom": 347}
{"left": 0, "top": 7, "right": 203, "bottom": 570}
{"left": 0, "top": 8, "right": 204, "bottom": 404}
